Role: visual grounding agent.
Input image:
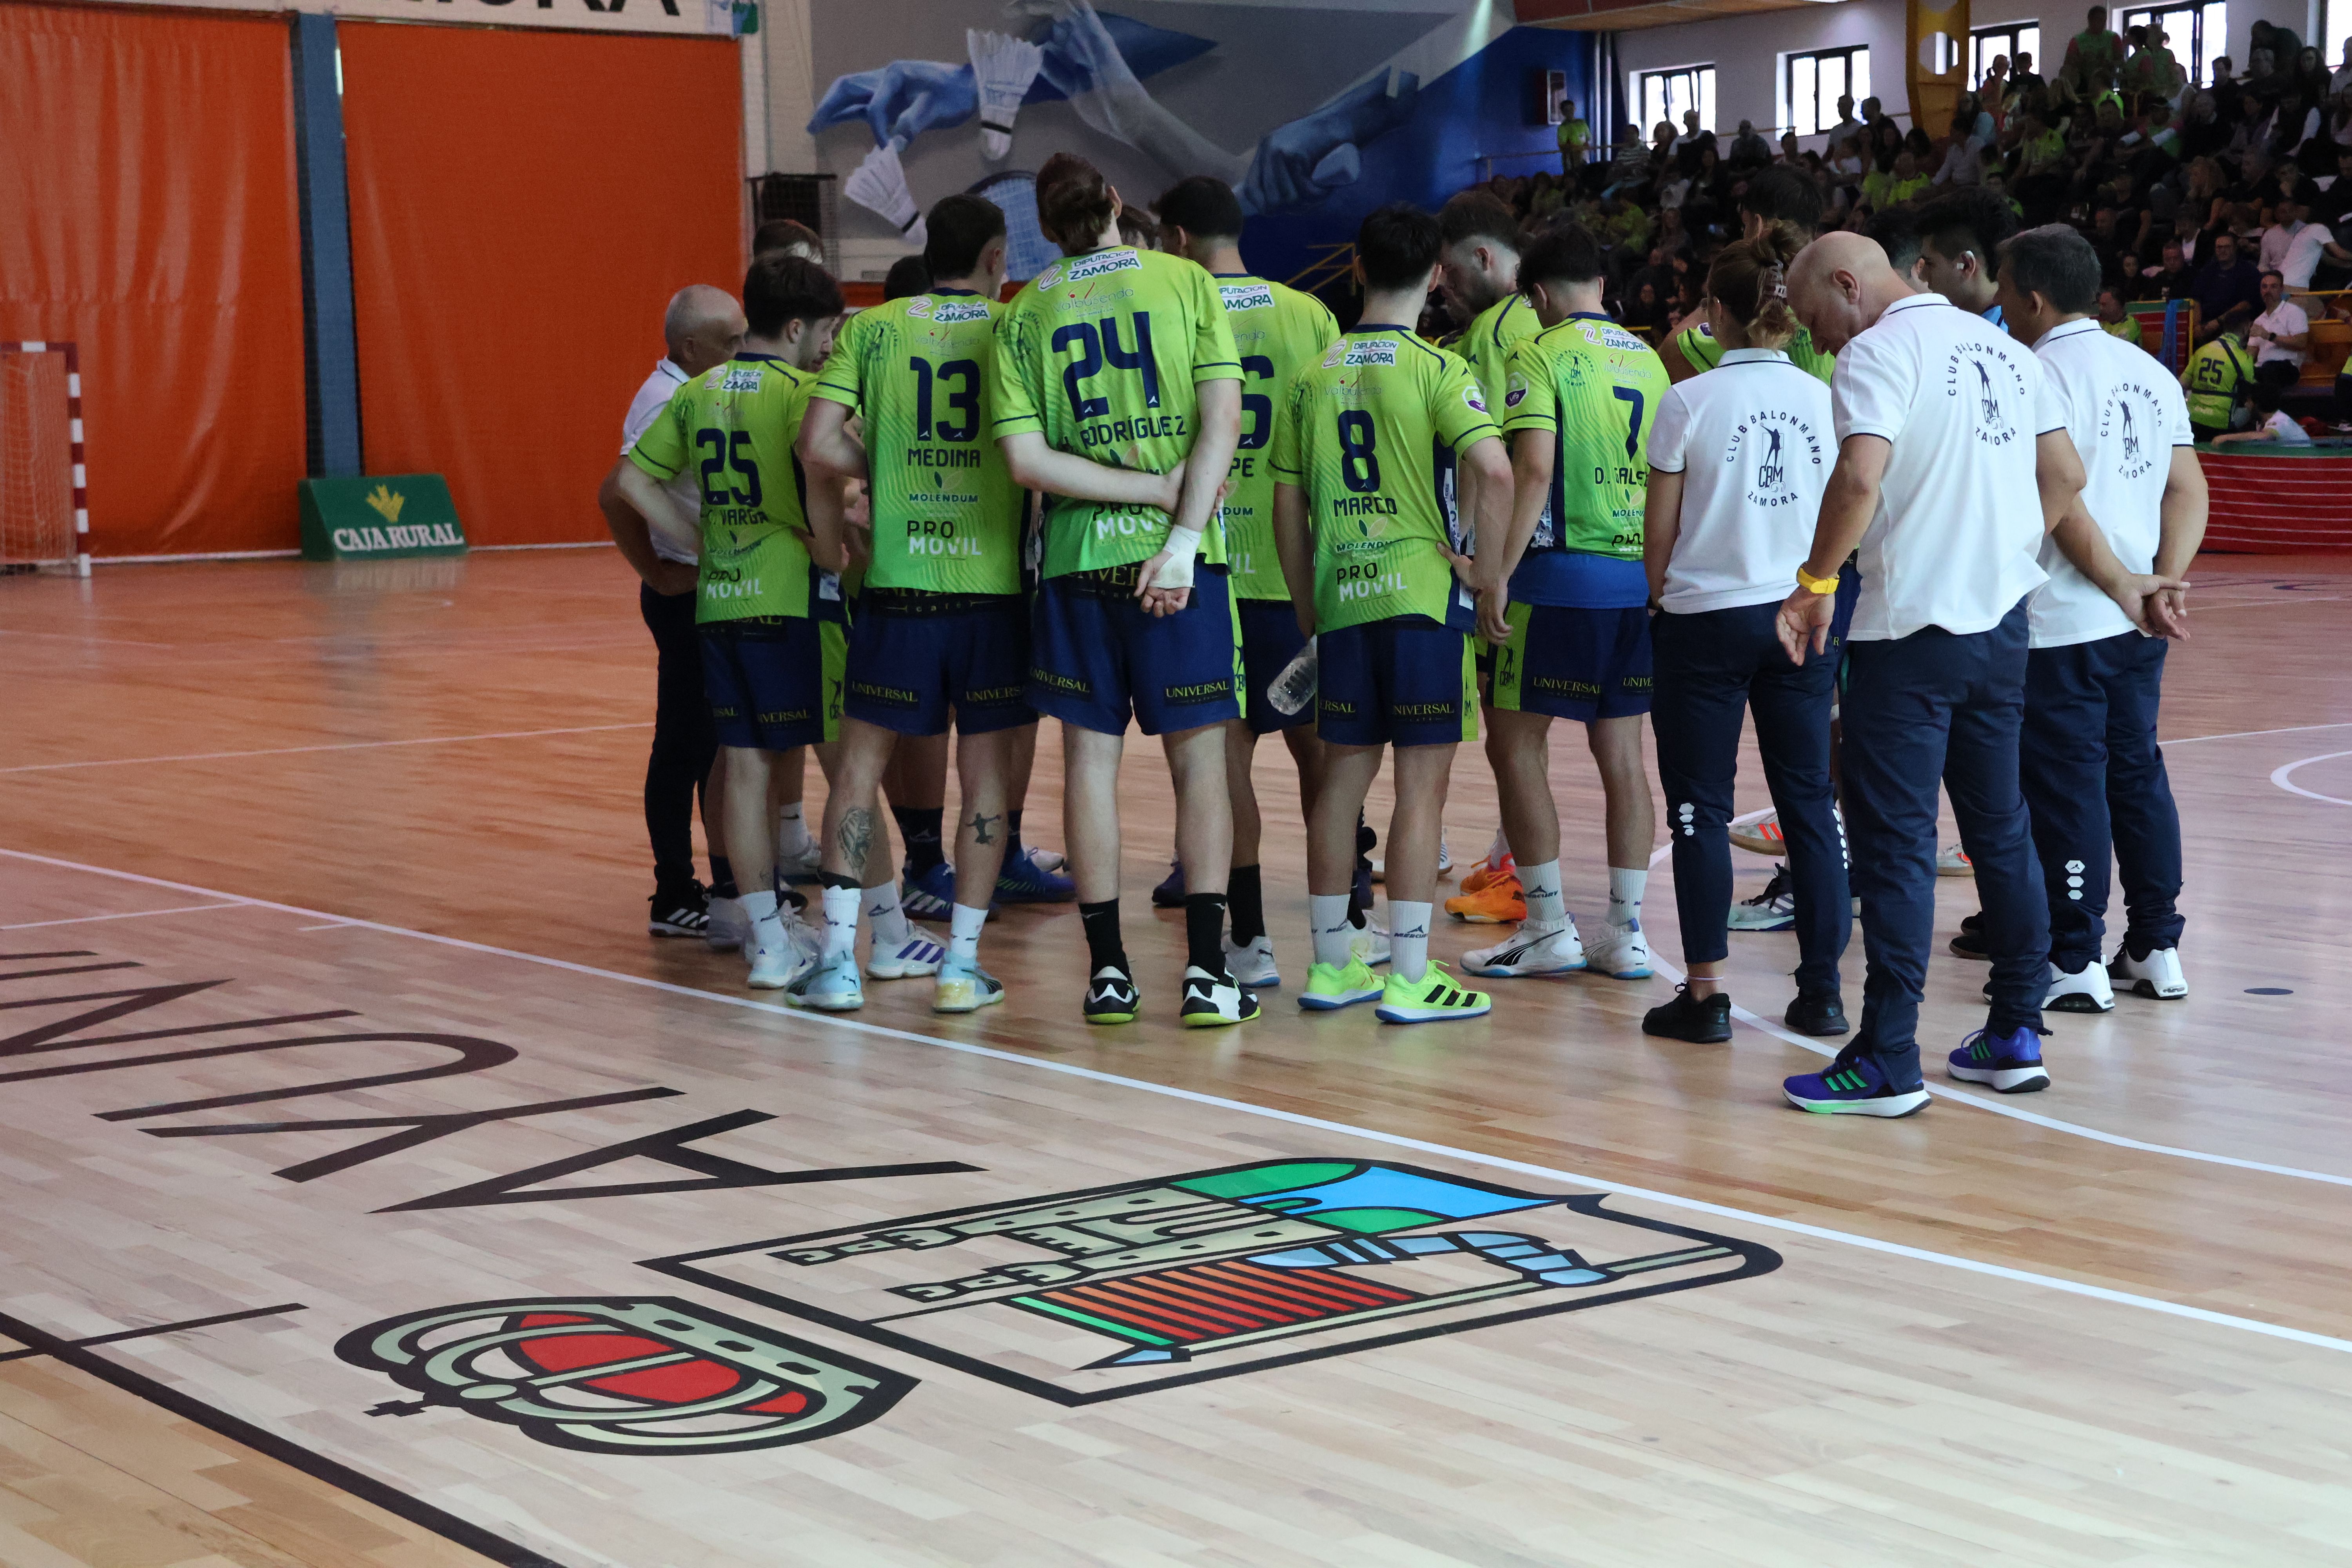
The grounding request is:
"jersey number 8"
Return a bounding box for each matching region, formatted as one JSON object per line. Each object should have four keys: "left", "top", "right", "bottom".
{"left": 1337, "top": 409, "right": 1380, "bottom": 494}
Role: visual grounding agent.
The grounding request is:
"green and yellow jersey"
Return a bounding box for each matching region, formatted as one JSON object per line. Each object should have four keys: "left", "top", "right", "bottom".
{"left": 2183, "top": 332, "right": 2254, "bottom": 431}
{"left": 1675, "top": 319, "right": 1836, "bottom": 383}
{"left": 1213, "top": 273, "right": 1340, "bottom": 600}
{"left": 1448, "top": 292, "right": 1541, "bottom": 414}
{"left": 989, "top": 245, "right": 1242, "bottom": 579}
{"left": 1499, "top": 313, "right": 1668, "bottom": 608}
{"left": 813, "top": 289, "right": 1023, "bottom": 596}
{"left": 628, "top": 353, "right": 828, "bottom": 624}
{"left": 2102, "top": 315, "right": 2144, "bottom": 348}
{"left": 1272, "top": 324, "right": 1497, "bottom": 635}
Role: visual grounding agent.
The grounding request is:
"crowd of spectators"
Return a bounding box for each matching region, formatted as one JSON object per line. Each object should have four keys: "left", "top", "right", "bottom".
{"left": 1454, "top": 7, "right": 2352, "bottom": 414}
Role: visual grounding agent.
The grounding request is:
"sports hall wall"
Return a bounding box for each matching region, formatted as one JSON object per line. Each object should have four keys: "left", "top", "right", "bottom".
{"left": 0, "top": 0, "right": 740, "bottom": 559}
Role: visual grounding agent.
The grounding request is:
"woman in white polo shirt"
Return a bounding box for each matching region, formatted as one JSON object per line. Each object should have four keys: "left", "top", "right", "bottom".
{"left": 1639, "top": 227, "right": 1851, "bottom": 1045}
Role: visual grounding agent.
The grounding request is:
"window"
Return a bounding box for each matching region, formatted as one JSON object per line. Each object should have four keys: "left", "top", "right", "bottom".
{"left": 2118, "top": 3, "right": 2226, "bottom": 89}
{"left": 1637, "top": 64, "right": 1717, "bottom": 138}
{"left": 2330, "top": 1, "right": 2352, "bottom": 88}
{"left": 1972, "top": 21, "right": 2043, "bottom": 88}
{"left": 1783, "top": 45, "right": 1870, "bottom": 138}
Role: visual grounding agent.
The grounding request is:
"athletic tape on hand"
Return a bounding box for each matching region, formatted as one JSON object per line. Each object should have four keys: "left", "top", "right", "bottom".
{"left": 1152, "top": 524, "right": 1201, "bottom": 590}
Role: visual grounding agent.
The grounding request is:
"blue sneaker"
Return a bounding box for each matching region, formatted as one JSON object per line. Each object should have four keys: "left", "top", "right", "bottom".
{"left": 996, "top": 844, "right": 1076, "bottom": 904}
{"left": 900, "top": 861, "right": 955, "bottom": 921}
{"left": 1151, "top": 858, "right": 1186, "bottom": 908}
{"left": 1946, "top": 1026, "right": 2050, "bottom": 1093}
{"left": 784, "top": 952, "right": 864, "bottom": 1011}
{"left": 933, "top": 954, "right": 1005, "bottom": 1013}
{"left": 1783, "top": 1045, "right": 1930, "bottom": 1117}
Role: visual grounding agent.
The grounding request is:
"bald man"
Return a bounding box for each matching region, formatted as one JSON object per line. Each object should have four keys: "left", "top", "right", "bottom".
{"left": 1772, "top": 232, "right": 2087, "bottom": 1118}
{"left": 599, "top": 283, "right": 744, "bottom": 942}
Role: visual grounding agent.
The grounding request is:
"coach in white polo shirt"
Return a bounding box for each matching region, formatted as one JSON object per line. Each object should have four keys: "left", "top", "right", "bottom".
{"left": 596, "top": 283, "right": 744, "bottom": 941}
{"left": 1994, "top": 225, "right": 2207, "bottom": 1010}
{"left": 1773, "top": 231, "right": 2087, "bottom": 1117}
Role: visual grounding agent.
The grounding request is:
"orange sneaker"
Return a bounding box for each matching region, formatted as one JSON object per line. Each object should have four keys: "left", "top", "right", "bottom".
{"left": 1459, "top": 851, "right": 1517, "bottom": 896}
{"left": 1444, "top": 873, "right": 1525, "bottom": 924}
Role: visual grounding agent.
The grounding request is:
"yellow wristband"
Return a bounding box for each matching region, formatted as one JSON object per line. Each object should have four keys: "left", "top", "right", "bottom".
{"left": 1796, "top": 564, "right": 1841, "bottom": 595}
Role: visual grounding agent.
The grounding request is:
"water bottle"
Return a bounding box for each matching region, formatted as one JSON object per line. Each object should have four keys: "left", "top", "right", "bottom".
{"left": 1267, "top": 635, "right": 1318, "bottom": 716}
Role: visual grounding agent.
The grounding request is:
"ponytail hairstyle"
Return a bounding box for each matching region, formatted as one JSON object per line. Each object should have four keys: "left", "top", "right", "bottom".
{"left": 1035, "top": 153, "right": 1118, "bottom": 254}
{"left": 1703, "top": 220, "right": 1804, "bottom": 351}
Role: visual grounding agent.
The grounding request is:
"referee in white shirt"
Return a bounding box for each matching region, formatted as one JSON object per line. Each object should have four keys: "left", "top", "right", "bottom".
{"left": 596, "top": 283, "right": 744, "bottom": 938}
{"left": 1776, "top": 232, "right": 2087, "bottom": 1117}
{"left": 1993, "top": 225, "right": 2205, "bottom": 1007}
{"left": 1640, "top": 226, "right": 1850, "bottom": 1046}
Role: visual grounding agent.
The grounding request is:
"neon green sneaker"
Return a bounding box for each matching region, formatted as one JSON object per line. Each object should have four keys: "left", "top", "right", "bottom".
{"left": 1375, "top": 961, "right": 1492, "bottom": 1024}
{"left": 1299, "top": 955, "right": 1383, "bottom": 1011}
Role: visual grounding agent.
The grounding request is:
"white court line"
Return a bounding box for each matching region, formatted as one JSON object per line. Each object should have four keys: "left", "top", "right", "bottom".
{"left": 2, "top": 845, "right": 2349, "bottom": 1361}
{"left": 0, "top": 723, "right": 652, "bottom": 775}
{"left": 1643, "top": 814, "right": 2352, "bottom": 1188}
{"left": 2163, "top": 719, "right": 2352, "bottom": 746}
{"left": 2270, "top": 749, "right": 2352, "bottom": 806}
{"left": 0, "top": 902, "right": 244, "bottom": 931}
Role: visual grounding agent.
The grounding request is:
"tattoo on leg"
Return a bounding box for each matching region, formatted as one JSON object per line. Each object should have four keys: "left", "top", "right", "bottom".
{"left": 838, "top": 808, "right": 875, "bottom": 878}
{"left": 967, "top": 811, "right": 1000, "bottom": 845}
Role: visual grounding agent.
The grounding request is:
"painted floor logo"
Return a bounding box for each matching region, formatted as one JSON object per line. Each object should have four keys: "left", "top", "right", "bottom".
{"left": 645, "top": 1160, "right": 1782, "bottom": 1406}
{"left": 336, "top": 1298, "right": 915, "bottom": 1455}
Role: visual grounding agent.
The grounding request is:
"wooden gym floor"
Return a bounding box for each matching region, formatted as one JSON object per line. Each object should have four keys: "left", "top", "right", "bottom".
{"left": 3, "top": 550, "right": 2351, "bottom": 1567}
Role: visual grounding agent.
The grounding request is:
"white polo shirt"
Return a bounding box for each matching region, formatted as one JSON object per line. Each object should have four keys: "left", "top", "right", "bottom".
{"left": 2281, "top": 222, "right": 2333, "bottom": 290}
{"left": 2025, "top": 318, "right": 2194, "bottom": 648}
{"left": 1646, "top": 347, "right": 1835, "bottom": 614}
{"left": 621, "top": 358, "right": 701, "bottom": 565}
{"left": 2251, "top": 298, "right": 2309, "bottom": 368}
{"left": 1831, "top": 292, "right": 2061, "bottom": 640}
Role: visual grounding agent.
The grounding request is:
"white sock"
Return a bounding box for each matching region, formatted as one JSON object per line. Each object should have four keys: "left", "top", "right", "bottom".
{"left": 742, "top": 888, "right": 782, "bottom": 942}
{"left": 1310, "top": 893, "right": 1354, "bottom": 969}
{"left": 864, "top": 881, "right": 912, "bottom": 948}
{"left": 948, "top": 903, "right": 987, "bottom": 965}
{"left": 1389, "top": 900, "right": 1433, "bottom": 982}
{"left": 820, "top": 884, "right": 860, "bottom": 960}
{"left": 1521, "top": 859, "right": 1566, "bottom": 928}
{"left": 1608, "top": 867, "right": 1646, "bottom": 929}
{"left": 1487, "top": 825, "right": 1510, "bottom": 864}
{"left": 776, "top": 802, "right": 811, "bottom": 859}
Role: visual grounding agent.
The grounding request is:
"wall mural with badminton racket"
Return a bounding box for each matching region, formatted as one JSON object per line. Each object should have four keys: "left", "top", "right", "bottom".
{"left": 809, "top": 0, "right": 1592, "bottom": 302}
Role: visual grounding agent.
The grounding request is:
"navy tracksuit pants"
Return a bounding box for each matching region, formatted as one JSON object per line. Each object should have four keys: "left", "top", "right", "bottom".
{"left": 2021, "top": 630, "right": 2183, "bottom": 969}
{"left": 1651, "top": 603, "right": 1849, "bottom": 994}
{"left": 640, "top": 581, "right": 718, "bottom": 892}
{"left": 1841, "top": 599, "right": 2048, "bottom": 1088}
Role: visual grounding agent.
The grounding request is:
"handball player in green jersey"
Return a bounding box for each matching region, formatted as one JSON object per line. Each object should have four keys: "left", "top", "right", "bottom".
{"left": 1468, "top": 221, "right": 1667, "bottom": 987}
{"left": 1272, "top": 203, "right": 1514, "bottom": 1025}
{"left": 797, "top": 195, "right": 1034, "bottom": 1016}
{"left": 622, "top": 256, "right": 919, "bottom": 991}
{"left": 990, "top": 154, "right": 1252, "bottom": 1029}
{"left": 1155, "top": 174, "right": 1342, "bottom": 989}
{"left": 1659, "top": 168, "right": 1837, "bottom": 388}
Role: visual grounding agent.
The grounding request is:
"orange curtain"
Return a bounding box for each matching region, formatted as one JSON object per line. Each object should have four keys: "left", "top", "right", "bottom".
{"left": 339, "top": 23, "right": 743, "bottom": 546}
{"left": 0, "top": 4, "right": 307, "bottom": 557}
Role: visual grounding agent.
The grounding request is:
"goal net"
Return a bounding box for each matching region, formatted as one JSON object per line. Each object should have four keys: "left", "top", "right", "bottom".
{"left": 1, "top": 342, "right": 87, "bottom": 575}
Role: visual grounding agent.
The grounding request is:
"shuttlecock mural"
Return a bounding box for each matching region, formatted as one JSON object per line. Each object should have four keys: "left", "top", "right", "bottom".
{"left": 844, "top": 142, "right": 927, "bottom": 250}
{"left": 967, "top": 28, "right": 1044, "bottom": 162}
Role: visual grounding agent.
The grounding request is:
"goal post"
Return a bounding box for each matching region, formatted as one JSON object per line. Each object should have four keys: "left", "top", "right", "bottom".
{"left": 0, "top": 341, "right": 89, "bottom": 577}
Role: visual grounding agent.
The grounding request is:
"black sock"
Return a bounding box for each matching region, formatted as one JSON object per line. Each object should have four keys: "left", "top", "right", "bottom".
{"left": 1184, "top": 893, "right": 1229, "bottom": 975}
{"left": 1080, "top": 899, "right": 1127, "bottom": 974}
{"left": 893, "top": 806, "right": 946, "bottom": 874}
{"left": 819, "top": 871, "right": 859, "bottom": 893}
{"left": 708, "top": 855, "right": 737, "bottom": 900}
{"left": 1228, "top": 865, "right": 1265, "bottom": 944}
{"left": 1006, "top": 808, "right": 1025, "bottom": 856}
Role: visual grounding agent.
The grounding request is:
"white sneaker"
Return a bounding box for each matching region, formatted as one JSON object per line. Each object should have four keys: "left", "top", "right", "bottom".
{"left": 2044, "top": 958, "right": 2116, "bottom": 1014}
{"left": 2109, "top": 942, "right": 2187, "bottom": 1000}
{"left": 746, "top": 920, "right": 812, "bottom": 989}
{"left": 1464, "top": 918, "right": 1587, "bottom": 977}
{"left": 781, "top": 906, "right": 825, "bottom": 969}
{"left": 869, "top": 932, "right": 946, "bottom": 979}
{"left": 1382, "top": 834, "right": 1455, "bottom": 882}
{"left": 1179, "top": 965, "right": 1260, "bottom": 1028}
{"left": 705, "top": 895, "right": 750, "bottom": 953}
{"left": 786, "top": 952, "right": 865, "bottom": 1011}
{"left": 1355, "top": 920, "right": 1392, "bottom": 968}
{"left": 1028, "top": 847, "right": 1067, "bottom": 873}
{"left": 1582, "top": 920, "right": 1653, "bottom": 980}
{"left": 1936, "top": 842, "right": 1974, "bottom": 877}
{"left": 1726, "top": 864, "right": 1797, "bottom": 932}
{"left": 1223, "top": 933, "right": 1280, "bottom": 989}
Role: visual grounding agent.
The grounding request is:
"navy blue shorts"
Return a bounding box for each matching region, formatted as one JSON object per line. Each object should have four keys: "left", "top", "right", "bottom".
{"left": 843, "top": 590, "right": 1034, "bottom": 737}
{"left": 1316, "top": 617, "right": 1477, "bottom": 749}
{"left": 701, "top": 616, "right": 844, "bottom": 751}
{"left": 1237, "top": 597, "right": 1313, "bottom": 734}
{"left": 1029, "top": 565, "right": 1242, "bottom": 736}
{"left": 1488, "top": 603, "right": 1653, "bottom": 722}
